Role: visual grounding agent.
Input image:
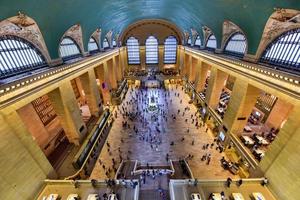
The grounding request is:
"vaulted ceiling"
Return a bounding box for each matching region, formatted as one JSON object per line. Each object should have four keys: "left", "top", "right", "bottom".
{"left": 1, "top": 0, "right": 299, "bottom": 58}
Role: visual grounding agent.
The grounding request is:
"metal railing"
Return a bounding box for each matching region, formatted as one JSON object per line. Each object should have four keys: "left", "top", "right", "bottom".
{"left": 0, "top": 48, "right": 120, "bottom": 97}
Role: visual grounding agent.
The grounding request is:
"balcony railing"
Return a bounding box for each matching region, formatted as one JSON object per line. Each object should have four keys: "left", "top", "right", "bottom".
{"left": 185, "top": 47, "right": 300, "bottom": 99}
{"left": 0, "top": 48, "right": 120, "bottom": 98}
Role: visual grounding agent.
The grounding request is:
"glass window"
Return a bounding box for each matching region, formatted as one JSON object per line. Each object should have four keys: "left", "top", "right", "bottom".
{"left": 206, "top": 34, "right": 217, "bottom": 50}
{"left": 126, "top": 37, "right": 140, "bottom": 64}
{"left": 88, "top": 37, "right": 99, "bottom": 53}
{"left": 224, "top": 33, "right": 247, "bottom": 57}
{"left": 187, "top": 36, "right": 191, "bottom": 45}
{"left": 103, "top": 38, "right": 109, "bottom": 49}
{"left": 261, "top": 28, "right": 300, "bottom": 71}
{"left": 59, "top": 37, "right": 81, "bottom": 61}
{"left": 164, "top": 36, "right": 177, "bottom": 64}
{"left": 146, "top": 36, "right": 158, "bottom": 64}
{"left": 0, "top": 35, "right": 47, "bottom": 78}
{"left": 112, "top": 39, "right": 117, "bottom": 47}
{"left": 195, "top": 35, "right": 202, "bottom": 46}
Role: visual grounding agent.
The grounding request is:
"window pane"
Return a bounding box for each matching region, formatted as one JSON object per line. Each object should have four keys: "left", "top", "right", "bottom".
{"left": 0, "top": 36, "right": 47, "bottom": 77}
{"left": 224, "top": 33, "right": 247, "bottom": 57}
{"left": 113, "top": 39, "right": 117, "bottom": 47}
{"left": 261, "top": 29, "right": 300, "bottom": 71}
{"left": 59, "top": 37, "right": 81, "bottom": 60}
{"left": 206, "top": 34, "right": 217, "bottom": 50}
{"left": 146, "top": 36, "right": 158, "bottom": 64}
{"left": 88, "top": 37, "right": 99, "bottom": 52}
{"left": 127, "top": 37, "right": 140, "bottom": 64}
{"left": 164, "top": 36, "right": 177, "bottom": 64}
{"left": 195, "top": 36, "right": 202, "bottom": 46}
{"left": 187, "top": 36, "right": 191, "bottom": 45}
{"left": 103, "top": 38, "right": 109, "bottom": 49}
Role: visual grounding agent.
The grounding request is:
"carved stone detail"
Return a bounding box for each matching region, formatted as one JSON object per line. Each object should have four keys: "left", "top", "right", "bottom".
{"left": 91, "top": 28, "right": 101, "bottom": 49}
{"left": 61, "top": 24, "right": 85, "bottom": 55}
{"left": 183, "top": 30, "right": 190, "bottom": 45}
{"left": 202, "top": 26, "right": 213, "bottom": 46}
{"left": 190, "top": 28, "right": 198, "bottom": 46}
{"left": 221, "top": 20, "right": 246, "bottom": 52}
{"left": 114, "top": 33, "right": 120, "bottom": 47}
{"left": 0, "top": 13, "right": 51, "bottom": 62}
{"left": 255, "top": 9, "right": 300, "bottom": 61}
{"left": 105, "top": 30, "right": 113, "bottom": 48}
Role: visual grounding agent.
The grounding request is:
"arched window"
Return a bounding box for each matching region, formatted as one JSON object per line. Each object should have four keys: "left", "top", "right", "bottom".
{"left": 103, "top": 38, "right": 109, "bottom": 49}
{"left": 187, "top": 36, "right": 191, "bottom": 45}
{"left": 59, "top": 37, "right": 81, "bottom": 61}
{"left": 206, "top": 34, "right": 217, "bottom": 50}
{"left": 88, "top": 37, "right": 99, "bottom": 54}
{"left": 0, "top": 35, "right": 47, "bottom": 78}
{"left": 126, "top": 37, "right": 140, "bottom": 64}
{"left": 195, "top": 35, "right": 202, "bottom": 47}
{"left": 224, "top": 33, "right": 247, "bottom": 57}
{"left": 261, "top": 28, "right": 300, "bottom": 71}
{"left": 164, "top": 36, "right": 177, "bottom": 64}
{"left": 112, "top": 39, "right": 117, "bottom": 47}
{"left": 146, "top": 36, "right": 158, "bottom": 64}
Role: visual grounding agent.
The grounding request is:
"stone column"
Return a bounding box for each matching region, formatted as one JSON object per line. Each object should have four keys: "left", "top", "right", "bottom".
{"left": 205, "top": 67, "right": 228, "bottom": 109}
{"left": 222, "top": 79, "right": 261, "bottom": 134}
{"left": 158, "top": 45, "right": 164, "bottom": 71}
{"left": 95, "top": 64, "right": 111, "bottom": 103}
{"left": 176, "top": 46, "right": 181, "bottom": 71}
{"left": 79, "top": 70, "right": 103, "bottom": 117}
{"left": 186, "top": 56, "right": 193, "bottom": 82}
{"left": 0, "top": 112, "right": 56, "bottom": 199}
{"left": 140, "top": 46, "right": 146, "bottom": 70}
{"left": 189, "top": 57, "right": 198, "bottom": 83}
{"left": 194, "top": 60, "right": 202, "bottom": 87}
{"left": 119, "top": 48, "right": 127, "bottom": 73}
{"left": 114, "top": 55, "right": 122, "bottom": 82}
{"left": 257, "top": 105, "right": 300, "bottom": 200}
{"left": 48, "top": 82, "right": 87, "bottom": 145}
{"left": 182, "top": 54, "right": 189, "bottom": 77}
{"left": 195, "top": 62, "right": 210, "bottom": 92}
{"left": 106, "top": 59, "right": 118, "bottom": 89}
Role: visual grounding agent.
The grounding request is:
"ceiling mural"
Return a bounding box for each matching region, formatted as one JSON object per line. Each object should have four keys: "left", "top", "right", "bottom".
{"left": 0, "top": 0, "right": 299, "bottom": 58}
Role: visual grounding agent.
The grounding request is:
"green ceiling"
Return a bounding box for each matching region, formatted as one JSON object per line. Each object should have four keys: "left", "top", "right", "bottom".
{"left": 1, "top": 0, "right": 299, "bottom": 59}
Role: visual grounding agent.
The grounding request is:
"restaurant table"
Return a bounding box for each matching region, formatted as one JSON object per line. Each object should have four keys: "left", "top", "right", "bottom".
{"left": 46, "top": 194, "right": 59, "bottom": 200}
{"left": 232, "top": 193, "right": 245, "bottom": 200}
{"left": 217, "top": 107, "right": 224, "bottom": 114}
{"left": 220, "top": 101, "right": 226, "bottom": 107}
{"left": 255, "top": 135, "right": 269, "bottom": 145}
{"left": 241, "top": 135, "right": 255, "bottom": 145}
{"left": 211, "top": 193, "right": 222, "bottom": 200}
{"left": 67, "top": 194, "right": 79, "bottom": 200}
{"left": 252, "top": 192, "right": 266, "bottom": 200}
{"left": 244, "top": 126, "right": 252, "bottom": 132}
{"left": 254, "top": 149, "right": 265, "bottom": 158}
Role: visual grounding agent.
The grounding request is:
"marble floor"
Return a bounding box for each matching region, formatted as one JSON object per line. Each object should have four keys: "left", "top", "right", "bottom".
{"left": 90, "top": 84, "right": 237, "bottom": 180}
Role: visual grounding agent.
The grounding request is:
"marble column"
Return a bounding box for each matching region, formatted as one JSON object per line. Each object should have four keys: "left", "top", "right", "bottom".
{"left": 79, "top": 70, "right": 103, "bottom": 117}
{"left": 114, "top": 55, "right": 122, "bottom": 82}
{"left": 94, "top": 64, "right": 111, "bottom": 104}
{"left": 195, "top": 62, "right": 210, "bottom": 93}
{"left": 222, "top": 79, "right": 261, "bottom": 134}
{"left": 205, "top": 67, "right": 228, "bottom": 109}
{"left": 106, "top": 59, "right": 118, "bottom": 89}
{"left": 0, "top": 111, "right": 56, "bottom": 199}
{"left": 158, "top": 45, "right": 164, "bottom": 71}
{"left": 189, "top": 57, "right": 198, "bottom": 83}
{"left": 258, "top": 104, "right": 300, "bottom": 200}
{"left": 48, "top": 82, "right": 87, "bottom": 145}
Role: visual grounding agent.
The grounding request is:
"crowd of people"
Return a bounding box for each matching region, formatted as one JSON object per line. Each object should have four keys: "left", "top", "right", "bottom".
{"left": 91, "top": 82, "right": 234, "bottom": 183}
